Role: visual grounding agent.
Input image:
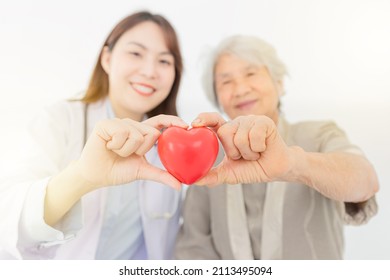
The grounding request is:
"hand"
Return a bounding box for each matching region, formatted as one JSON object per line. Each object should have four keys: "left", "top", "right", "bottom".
{"left": 192, "top": 113, "right": 296, "bottom": 186}
{"left": 76, "top": 114, "right": 188, "bottom": 191}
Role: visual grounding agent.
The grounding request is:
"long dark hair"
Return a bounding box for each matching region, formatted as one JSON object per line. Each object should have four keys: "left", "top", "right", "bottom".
{"left": 81, "top": 11, "right": 183, "bottom": 117}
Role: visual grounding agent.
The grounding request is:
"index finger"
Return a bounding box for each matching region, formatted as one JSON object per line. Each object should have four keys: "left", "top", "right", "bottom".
{"left": 191, "top": 112, "right": 227, "bottom": 133}
{"left": 143, "top": 114, "right": 189, "bottom": 130}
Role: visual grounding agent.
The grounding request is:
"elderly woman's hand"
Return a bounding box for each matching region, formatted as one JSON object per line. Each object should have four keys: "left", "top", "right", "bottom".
{"left": 191, "top": 112, "right": 298, "bottom": 186}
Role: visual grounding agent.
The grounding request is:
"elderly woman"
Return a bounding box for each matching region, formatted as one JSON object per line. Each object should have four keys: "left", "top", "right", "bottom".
{"left": 175, "top": 35, "right": 379, "bottom": 259}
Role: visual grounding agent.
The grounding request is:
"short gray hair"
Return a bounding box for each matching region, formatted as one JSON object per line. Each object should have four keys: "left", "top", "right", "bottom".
{"left": 202, "top": 35, "right": 288, "bottom": 108}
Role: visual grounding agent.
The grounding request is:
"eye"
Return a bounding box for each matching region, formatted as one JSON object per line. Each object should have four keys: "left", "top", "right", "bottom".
{"left": 247, "top": 72, "right": 256, "bottom": 77}
{"left": 129, "top": 51, "right": 141, "bottom": 57}
{"left": 159, "top": 59, "right": 172, "bottom": 66}
{"left": 222, "top": 80, "right": 231, "bottom": 85}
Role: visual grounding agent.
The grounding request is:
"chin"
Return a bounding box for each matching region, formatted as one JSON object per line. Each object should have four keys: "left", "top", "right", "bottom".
{"left": 236, "top": 110, "right": 258, "bottom": 117}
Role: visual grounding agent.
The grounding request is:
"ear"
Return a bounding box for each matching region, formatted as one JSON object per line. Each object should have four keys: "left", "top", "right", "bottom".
{"left": 100, "top": 46, "right": 111, "bottom": 74}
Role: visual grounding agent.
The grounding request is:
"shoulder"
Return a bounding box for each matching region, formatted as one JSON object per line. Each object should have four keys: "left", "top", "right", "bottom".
{"left": 287, "top": 119, "right": 343, "bottom": 143}
{"left": 32, "top": 100, "right": 84, "bottom": 122}
{"left": 42, "top": 100, "right": 84, "bottom": 121}
{"left": 28, "top": 100, "right": 85, "bottom": 141}
{"left": 290, "top": 120, "right": 343, "bottom": 137}
{"left": 285, "top": 119, "right": 358, "bottom": 153}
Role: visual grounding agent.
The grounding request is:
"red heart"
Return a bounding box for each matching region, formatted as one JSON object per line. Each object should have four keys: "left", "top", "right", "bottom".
{"left": 157, "top": 126, "right": 219, "bottom": 184}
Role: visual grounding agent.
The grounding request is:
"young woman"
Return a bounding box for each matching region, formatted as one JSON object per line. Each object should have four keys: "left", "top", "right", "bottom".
{"left": 0, "top": 11, "right": 188, "bottom": 260}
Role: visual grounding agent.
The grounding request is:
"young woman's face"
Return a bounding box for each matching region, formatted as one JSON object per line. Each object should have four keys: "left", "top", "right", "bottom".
{"left": 101, "top": 21, "right": 175, "bottom": 120}
{"left": 214, "top": 54, "right": 281, "bottom": 123}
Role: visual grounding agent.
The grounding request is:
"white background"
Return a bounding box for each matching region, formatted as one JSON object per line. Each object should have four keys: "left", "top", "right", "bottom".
{"left": 0, "top": 0, "right": 389, "bottom": 259}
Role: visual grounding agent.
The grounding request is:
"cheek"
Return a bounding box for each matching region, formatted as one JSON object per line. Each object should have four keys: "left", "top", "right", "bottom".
{"left": 109, "top": 63, "right": 130, "bottom": 84}
{"left": 161, "top": 68, "right": 176, "bottom": 87}
{"left": 217, "top": 92, "right": 231, "bottom": 108}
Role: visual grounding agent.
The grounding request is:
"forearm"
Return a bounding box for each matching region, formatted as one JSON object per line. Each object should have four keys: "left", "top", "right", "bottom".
{"left": 285, "top": 147, "right": 379, "bottom": 202}
{"left": 44, "top": 161, "right": 95, "bottom": 226}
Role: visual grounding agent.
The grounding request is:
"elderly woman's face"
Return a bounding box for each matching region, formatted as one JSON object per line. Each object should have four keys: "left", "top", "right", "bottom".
{"left": 214, "top": 54, "right": 280, "bottom": 122}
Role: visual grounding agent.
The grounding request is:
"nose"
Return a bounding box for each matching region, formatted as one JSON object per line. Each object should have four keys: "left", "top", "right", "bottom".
{"left": 139, "top": 57, "right": 157, "bottom": 79}
{"left": 233, "top": 79, "right": 250, "bottom": 97}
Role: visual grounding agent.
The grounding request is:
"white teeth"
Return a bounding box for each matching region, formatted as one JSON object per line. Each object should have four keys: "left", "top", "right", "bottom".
{"left": 132, "top": 84, "right": 154, "bottom": 94}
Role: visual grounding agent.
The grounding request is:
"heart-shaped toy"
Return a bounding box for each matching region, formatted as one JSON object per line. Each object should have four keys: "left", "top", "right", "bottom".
{"left": 157, "top": 126, "right": 219, "bottom": 184}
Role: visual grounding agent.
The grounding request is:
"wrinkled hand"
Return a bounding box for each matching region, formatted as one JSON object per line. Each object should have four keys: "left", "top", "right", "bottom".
{"left": 192, "top": 113, "right": 295, "bottom": 186}
{"left": 76, "top": 115, "right": 188, "bottom": 190}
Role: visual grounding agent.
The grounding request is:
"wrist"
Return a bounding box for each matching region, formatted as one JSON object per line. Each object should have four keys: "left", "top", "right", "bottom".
{"left": 281, "top": 145, "right": 307, "bottom": 183}
{"left": 47, "top": 161, "right": 98, "bottom": 202}
{"left": 67, "top": 160, "right": 101, "bottom": 194}
{"left": 44, "top": 161, "right": 97, "bottom": 226}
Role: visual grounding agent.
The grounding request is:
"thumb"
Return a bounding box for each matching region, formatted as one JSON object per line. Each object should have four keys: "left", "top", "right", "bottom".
{"left": 194, "top": 166, "right": 223, "bottom": 187}
{"left": 138, "top": 163, "right": 182, "bottom": 190}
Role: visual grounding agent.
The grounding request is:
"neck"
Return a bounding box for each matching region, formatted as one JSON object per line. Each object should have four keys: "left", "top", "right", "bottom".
{"left": 108, "top": 96, "right": 143, "bottom": 121}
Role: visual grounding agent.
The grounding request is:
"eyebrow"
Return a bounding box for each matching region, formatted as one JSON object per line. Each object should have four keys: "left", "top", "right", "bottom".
{"left": 246, "top": 65, "right": 259, "bottom": 71}
{"left": 126, "top": 41, "right": 173, "bottom": 56}
{"left": 215, "top": 73, "right": 231, "bottom": 80}
{"left": 216, "top": 65, "right": 259, "bottom": 80}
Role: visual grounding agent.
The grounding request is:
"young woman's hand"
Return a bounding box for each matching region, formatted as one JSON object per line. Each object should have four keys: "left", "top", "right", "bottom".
{"left": 77, "top": 115, "right": 188, "bottom": 191}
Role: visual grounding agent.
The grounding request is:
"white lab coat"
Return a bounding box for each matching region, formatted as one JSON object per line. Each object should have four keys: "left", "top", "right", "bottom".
{"left": 0, "top": 98, "right": 182, "bottom": 259}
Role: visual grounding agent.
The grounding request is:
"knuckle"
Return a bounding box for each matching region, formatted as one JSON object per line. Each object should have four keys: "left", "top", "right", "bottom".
{"left": 233, "top": 133, "right": 246, "bottom": 146}
{"left": 131, "top": 133, "right": 143, "bottom": 145}
{"left": 152, "top": 129, "right": 161, "bottom": 138}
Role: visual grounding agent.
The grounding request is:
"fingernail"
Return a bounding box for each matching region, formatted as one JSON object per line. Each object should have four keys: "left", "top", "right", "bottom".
{"left": 192, "top": 119, "right": 203, "bottom": 127}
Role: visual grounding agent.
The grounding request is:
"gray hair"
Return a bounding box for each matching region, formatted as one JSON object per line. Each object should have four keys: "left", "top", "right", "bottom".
{"left": 202, "top": 35, "right": 288, "bottom": 108}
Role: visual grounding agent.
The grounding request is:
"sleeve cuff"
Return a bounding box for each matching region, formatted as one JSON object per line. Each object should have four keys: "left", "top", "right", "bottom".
{"left": 341, "top": 195, "right": 378, "bottom": 225}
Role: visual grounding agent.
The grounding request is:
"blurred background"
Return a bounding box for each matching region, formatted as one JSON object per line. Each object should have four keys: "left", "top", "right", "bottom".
{"left": 0, "top": 0, "right": 389, "bottom": 259}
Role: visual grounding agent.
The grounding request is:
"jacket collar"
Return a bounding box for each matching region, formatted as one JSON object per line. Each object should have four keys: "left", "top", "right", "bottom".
{"left": 226, "top": 115, "right": 289, "bottom": 259}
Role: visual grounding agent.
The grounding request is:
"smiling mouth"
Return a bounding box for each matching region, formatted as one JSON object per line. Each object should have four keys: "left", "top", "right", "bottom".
{"left": 131, "top": 83, "right": 156, "bottom": 96}
{"left": 235, "top": 100, "right": 257, "bottom": 110}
